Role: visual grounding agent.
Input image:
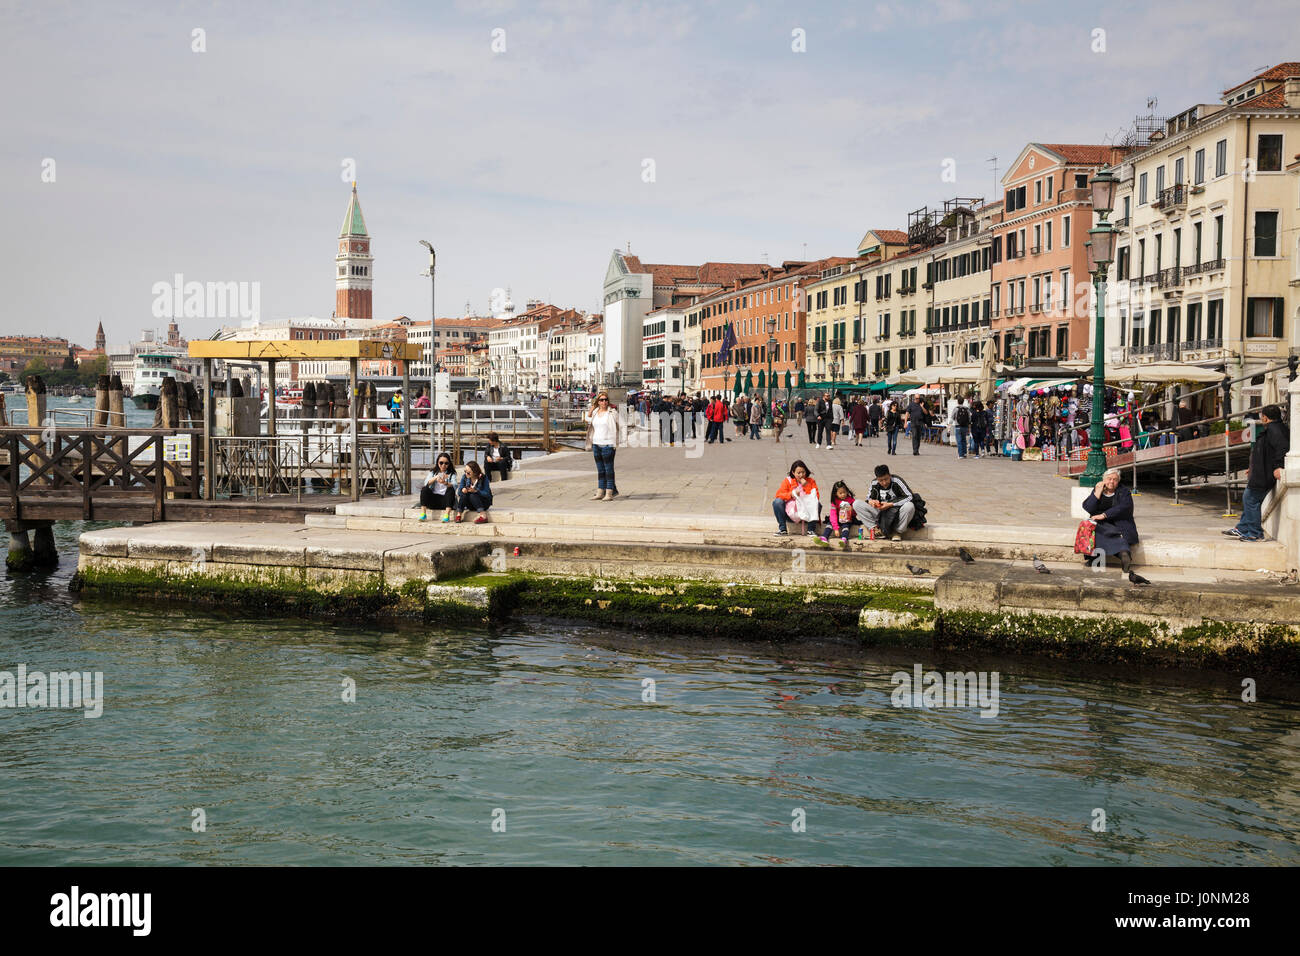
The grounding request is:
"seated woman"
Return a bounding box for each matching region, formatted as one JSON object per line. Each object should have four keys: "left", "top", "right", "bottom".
{"left": 1082, "top": 467, "right": 1144, "bottom": 584}
{"left": 483, "top": 431, "right": 512, "bottom": 482}
{"left": 454, "top": 461, "right": 494, "bottom": 524}
{"left": 771, "top": 460, "right": 820, "bottom": 537}
{"left": 419, "top": 452, "right": 457, "bottom": 522}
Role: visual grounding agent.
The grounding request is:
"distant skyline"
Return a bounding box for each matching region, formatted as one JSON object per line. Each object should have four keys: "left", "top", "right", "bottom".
{"left": 2, "top": 0, "right": 1295, "bottom": 346}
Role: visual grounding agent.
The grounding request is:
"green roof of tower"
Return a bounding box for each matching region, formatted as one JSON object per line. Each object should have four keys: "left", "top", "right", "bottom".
{"left": 340, "top": 182, "right": 368, "bottom": 237}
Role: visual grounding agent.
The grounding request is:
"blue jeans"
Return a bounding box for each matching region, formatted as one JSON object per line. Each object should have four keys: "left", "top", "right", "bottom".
{"left": 955, "top": 426, "right": 969, "bottom": 457}
{"left": 1237, "top": 485, "right": 1267, "bottom": 539}
{"left": 750, "top": 423, "right": 761, "bottom": 439}
{"left": 456, "top": 490, "right": 492, "bottom": 513}
{"left": 887, "top": 429, "right": 898, "bottom": 454}
{"left": 593, "top": 444, "right": 617, "bottom": 491}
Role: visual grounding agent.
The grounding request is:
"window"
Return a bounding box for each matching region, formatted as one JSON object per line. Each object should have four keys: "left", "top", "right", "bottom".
{"left": 1245, "top": 297, "right": 1284, "bottom": 338}
{"left": 1258, "top": 134, "right": 1283, "bottom": 172}
{"left": 1174, "top": 157, "right": 1184, "bottom": 185}
{"left": 1154, "top": 233, "right": 1163, "bottom": 272}
{"left": 1131, "top": 313, "right": 1145, "bottom": 349}
{"left": 1155, "top": 165, "right": 1165, "bottom": 194}
{"left": 1035, "top": 180, "right": 1042, "bottom": 204}
{"left": 1214, "top": 215, "right": 1224, "bottom": 260}
{"left": 1254, "top": 211, "right": 1279, "bottom": 257}
{"left": 1215, "top": 139, "right": 1227, "bottom": 177}
{"left": 1186, "top": 302, "right": 1202, "bottom": 343}
{"left": 1056, "top": 326, "right": 1068, "bottom": 357}
{"left": 1063, "top": 215, "right": 1071, "bottom": 247}
{"left": 1138, "top": 172, "right": 1148, "bottom": 204}
{"left": 1173, "top": 227, "right": 1181, "bottom": 268}
{"left": 1046, "top": 175, "right": 1054, "bottom": 198}
{"left": 1117, "top": 246, "right": 1131, "bottom": 281}
{"left": 1075, "top": 173, "right": 1087, "bottom": 189}
{"left": 1033, "top": 224, "right": 1041, "bottom": 251}
{"left": 1193, "top": 221, "right": 1202, "bottom": 265}
{"left": 1207, "top": 299, "right": 1223, "bottom": 341}
{"left": 1149, "top": 308, "right": 1162, "bottom": 345}
{"left": 1046, "top": 220, "right": 1053, "bottom": 251}
{"left": 1032, "top": 277, "right": 1041, "bottom": 310}
{"left": 1194, "top": 148, "right": 1205, "bottom": 184}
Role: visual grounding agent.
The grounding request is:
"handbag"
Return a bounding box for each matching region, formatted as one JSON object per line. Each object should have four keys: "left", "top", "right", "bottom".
{"left": 1073, "top": 519, "right": 1096, "bottom": 554}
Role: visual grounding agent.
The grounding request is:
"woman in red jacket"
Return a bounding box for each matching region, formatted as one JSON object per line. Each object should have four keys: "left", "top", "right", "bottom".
{"left": 771, "top": 460, "right": 820, "bottom": 536}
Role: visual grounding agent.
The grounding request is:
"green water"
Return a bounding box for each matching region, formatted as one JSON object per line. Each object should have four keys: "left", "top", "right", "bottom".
{"left": 2, "top": 516, "right": 1298, "bottom": 865}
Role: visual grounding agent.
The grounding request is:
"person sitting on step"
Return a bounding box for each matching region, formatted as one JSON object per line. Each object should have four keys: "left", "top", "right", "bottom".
{"left": 454, "top": 460, "right": 493, "bottom": 524}
{"left": 483, "top": 431, "right": 513, "bottom": 482}
{"left": 853, "top": 464, "right": 917, "bottom": 541}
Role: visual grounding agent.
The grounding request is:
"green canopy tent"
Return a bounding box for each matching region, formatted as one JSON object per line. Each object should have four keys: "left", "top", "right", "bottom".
{"left": 756, "top": 369, "right": 766, "bottom": 390}
{"left": 744, "top": 369, "right": 754, "bottom": 393}
{"left": 797, "top": 369, "right": 806, "bottom": 389}
{"left": 732, "top": 369, "right": 743, "bottom": 397}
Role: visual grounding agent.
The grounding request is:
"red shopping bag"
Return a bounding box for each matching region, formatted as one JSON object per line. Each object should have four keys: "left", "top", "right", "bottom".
{"left": 1073, "top": 519, "right": 1096, "bottom": 554}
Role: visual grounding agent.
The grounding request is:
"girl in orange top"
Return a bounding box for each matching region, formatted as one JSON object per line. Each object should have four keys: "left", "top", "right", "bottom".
{"left": 772, "top": 459, "right": 820, "bottom": 536}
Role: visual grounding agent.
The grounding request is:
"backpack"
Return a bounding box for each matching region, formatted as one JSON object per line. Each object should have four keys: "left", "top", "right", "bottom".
{"left": 955, "top": 405, "right": 970, "bottom": 428}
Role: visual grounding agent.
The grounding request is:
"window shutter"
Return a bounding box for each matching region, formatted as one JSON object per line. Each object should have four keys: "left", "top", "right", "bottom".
{"left": 1274, "top": 298, "right": 1285, "bottom": 339}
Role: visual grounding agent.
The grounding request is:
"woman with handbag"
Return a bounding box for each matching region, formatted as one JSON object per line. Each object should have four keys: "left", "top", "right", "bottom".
{"left": 771, "top": 460, "right": 820, "bottom": 537}
{"left": 1080, "top": 467, "right": 1144, "bottom": 584}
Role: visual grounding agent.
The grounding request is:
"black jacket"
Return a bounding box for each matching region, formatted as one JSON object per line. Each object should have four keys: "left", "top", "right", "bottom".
{"left": 1083, "top": 485, "right": 1138, "bottom": 545}
{"left": 1248, "top": 420, "right": 1289, "bottom": 491}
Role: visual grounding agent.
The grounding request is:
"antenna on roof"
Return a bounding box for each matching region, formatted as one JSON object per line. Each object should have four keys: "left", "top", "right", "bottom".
{"left": 802, "top": 243, "right": 807, "bottom": 259}
{"left": 761, "top": 251, "right": 768, "bottom": 265}
{"left": 1146, "top": 96, "right": 1158, "bottom": 111}
{"left": 987, "top": 156, "right": 998, "bottom": 197}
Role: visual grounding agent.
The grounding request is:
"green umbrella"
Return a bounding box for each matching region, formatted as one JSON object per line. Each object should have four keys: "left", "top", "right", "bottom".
{"left": 756, "top": 369, "right": 766, "bottom": 390}
{"left": 797, "top": 368, "right": 806, "bottom": 389}
{"left": 784, "top": 369, "right": 793, "bottom": 390}
{"left": 732, "top": 369, "right": 742, "bottom": 397}
{"left": 744, "top": 369, "right": 753, "bottom": 392}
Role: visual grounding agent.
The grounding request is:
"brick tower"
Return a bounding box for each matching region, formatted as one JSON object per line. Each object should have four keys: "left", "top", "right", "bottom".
{"left": 335, "top": 182, "right": 373, "bottom": 320}
{"left": 95, "top": 321, "right": 105, "bottom": 351}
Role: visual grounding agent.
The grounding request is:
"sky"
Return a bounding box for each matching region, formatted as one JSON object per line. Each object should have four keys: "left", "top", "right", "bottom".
{"left": 1, "top": 0, "right": 1295, "bottom": 349}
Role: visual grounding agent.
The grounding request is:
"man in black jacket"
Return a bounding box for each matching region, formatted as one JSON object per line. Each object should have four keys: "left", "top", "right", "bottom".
{"left": 1225, "top": 404, "right": 1289, "bottom": 541}
{"left": 483, "top": 431, "right": 513, "bottom": 482}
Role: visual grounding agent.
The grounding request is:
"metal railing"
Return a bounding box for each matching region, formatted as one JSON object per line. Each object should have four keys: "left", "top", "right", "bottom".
{"left": 211, "top": 431, "right": 407, "bottom": 502}
{"left": 1157, "top": 265, "right": 1182, "bottom": 288}
{"left": 1156, "top": 183, "right": 1188, "bottom": 211}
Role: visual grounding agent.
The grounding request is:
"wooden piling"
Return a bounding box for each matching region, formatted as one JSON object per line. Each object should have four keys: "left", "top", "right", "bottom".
{"left": 25, "top": 375, "right": 47, "bottom": 474}
{"left": 109, "top": 374, "right": 126, "bottom": 477}
{"left": 0, "top": 392, "right": 8, "bottom": 427}
{"left": 160, "top": 377, "right": 179, "bottom": 499}
{"left": 93, "top": 374, "right": 110, "bottom": 427}
{"left": 32, "top": 524, "right": 58, "bottom": 568}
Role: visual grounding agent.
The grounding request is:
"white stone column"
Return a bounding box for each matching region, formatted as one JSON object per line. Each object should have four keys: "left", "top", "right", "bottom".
{"left": 1279, "top": 377, "right": 1300, "bottom": 573}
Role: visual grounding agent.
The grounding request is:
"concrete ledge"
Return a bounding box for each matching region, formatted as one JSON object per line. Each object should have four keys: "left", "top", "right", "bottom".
{"left": 212, "top": 542, "right": 307, "bottom": 567}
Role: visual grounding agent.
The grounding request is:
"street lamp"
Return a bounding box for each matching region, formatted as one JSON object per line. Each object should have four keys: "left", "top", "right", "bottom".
{"left": 1079, "top": 167, "right": 1119, "bottom": 487}
{"left": 418, "top": 240, "right": 435, "bottom": 448}
{"left": 766, "top": 315, "right": 778, "bottom": 426}
{"left": 509, "top": 348, "right": 519, "bottom": 403}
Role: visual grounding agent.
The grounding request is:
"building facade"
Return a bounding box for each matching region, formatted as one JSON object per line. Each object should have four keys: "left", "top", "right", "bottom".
{"left": 1106, "top": 63, "right": 1300, "bottom": 404}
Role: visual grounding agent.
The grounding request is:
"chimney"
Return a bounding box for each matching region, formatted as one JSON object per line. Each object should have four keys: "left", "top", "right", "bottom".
{"left": 1286, "top": 76, "right": 1300, "bottom": 109}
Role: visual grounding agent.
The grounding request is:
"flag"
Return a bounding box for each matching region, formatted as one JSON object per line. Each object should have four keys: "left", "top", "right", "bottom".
{"left": 717, "top": 322, "right": 736, "bottom": 366}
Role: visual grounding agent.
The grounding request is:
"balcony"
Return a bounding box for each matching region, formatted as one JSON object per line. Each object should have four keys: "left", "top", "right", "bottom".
{"left": 876, "top": 291, "right": 892, "bottom": 301}
{"left": 1157, "top": 266, "right": 1182, "bottom": 289}
{"left": 812, "top": 342, "right": 826, "bottom": 353}
{"left": 1112, "top": 215, "right": 1130, "bottom": 229}
{"left": 830, "top": 339, "right": 846, "bottom": 352}
{"left": 1155, "top": 184, "right": 1188, "bottom": 213}
{"left": 1030, "top": 245, "right": 1042, "bottom": 255}
{"left": 1202, "top": 257, "right": 1225, "bottom": 274}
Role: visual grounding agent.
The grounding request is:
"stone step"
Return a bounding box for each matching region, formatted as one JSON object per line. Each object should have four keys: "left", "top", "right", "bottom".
{"left": 323, "top": 505, "right": 1284, "bottom": 572}
{"left": 496, "top": 554, "right": 931, "bottom": 589}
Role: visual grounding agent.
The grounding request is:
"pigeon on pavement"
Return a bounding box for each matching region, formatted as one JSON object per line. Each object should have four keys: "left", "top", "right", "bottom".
{"left": 1128, "top": 572, "right": 1151, "bottom": 586}
{"left": 1032, "top": 556, "right": 1051, "bottom": 574}
{"left": 958, "top": 547, "right": 975, "bottom": 564}
{"left": 907, "top": 563, "right": 930, "bottom": 576}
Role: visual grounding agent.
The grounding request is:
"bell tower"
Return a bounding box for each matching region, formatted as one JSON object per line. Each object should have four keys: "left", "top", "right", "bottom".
{"left": 336, "top": 182, "right": 373, "bottom": 321}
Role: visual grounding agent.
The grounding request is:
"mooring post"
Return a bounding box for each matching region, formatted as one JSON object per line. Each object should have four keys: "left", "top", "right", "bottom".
{"left": 108, "top": 375, "right": 125, "bottom": 480}
{"left": 160, "top": 376, "right": 179, "bottom": 500}
{"left": 24, "top": 375, "right": 47, "bottom": 481}
{"left": 93, "top": 374, "right": 110, "bottom": 428}
{"left": 0, "top": 391, "right": 7, "bottom": 426}
{"left": 401, "top": 361, "right": 411, "bottom": 493}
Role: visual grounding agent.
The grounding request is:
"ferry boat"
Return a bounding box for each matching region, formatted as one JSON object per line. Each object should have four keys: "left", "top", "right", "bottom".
{"left": 130, "top": 352, "right": 193, "bottom": 410}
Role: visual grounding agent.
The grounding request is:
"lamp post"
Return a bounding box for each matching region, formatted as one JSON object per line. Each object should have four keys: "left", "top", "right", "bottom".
{"left": 766, "top": 315, "right": 777, "bottom": 426}
{"left": 1079, "top": 167, "right": 1119, "bottom": 487}
{"left": 418, "top": 240, "right": 435, "bottom": 449}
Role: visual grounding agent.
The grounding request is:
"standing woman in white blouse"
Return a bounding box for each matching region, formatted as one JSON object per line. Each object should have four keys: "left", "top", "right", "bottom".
{"left": 585, "top": 391, "right": 623, "bottom": 501}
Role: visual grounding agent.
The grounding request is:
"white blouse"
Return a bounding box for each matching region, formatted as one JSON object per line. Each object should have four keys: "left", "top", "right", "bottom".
{"left": 589, "top": 408, "right": 618, "bottom": 446}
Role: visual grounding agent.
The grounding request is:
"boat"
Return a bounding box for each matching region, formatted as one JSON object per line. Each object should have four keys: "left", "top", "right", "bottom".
{"left": 67, "top": 395, "right": 83, "bottom": 404}
{"left": 130, "top": 352, "right": 194, "bottom": 410}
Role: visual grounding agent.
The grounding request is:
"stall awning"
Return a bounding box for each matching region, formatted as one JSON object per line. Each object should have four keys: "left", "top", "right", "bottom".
{"left": 926, "top": 363, "right": 984, "bottom": 385}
